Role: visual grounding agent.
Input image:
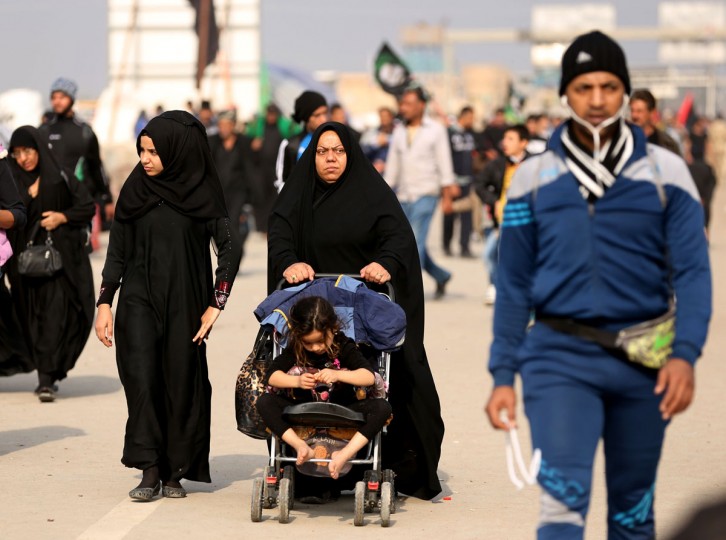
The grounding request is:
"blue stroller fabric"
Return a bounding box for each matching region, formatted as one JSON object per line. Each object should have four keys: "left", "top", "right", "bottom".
{"left": 254, "top": 276, "right": 406, "bottom": 351}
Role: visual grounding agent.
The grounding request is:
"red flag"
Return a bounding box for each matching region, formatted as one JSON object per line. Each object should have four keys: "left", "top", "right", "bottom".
{"left": 676, "top": 92, "right": 694, "bottom": 129}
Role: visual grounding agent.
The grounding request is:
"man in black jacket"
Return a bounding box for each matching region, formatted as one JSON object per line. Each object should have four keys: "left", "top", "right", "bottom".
{"left": 39, "top": 77, "right": 113, "bottom": 226}
{"left": 208, "top": 110, "right": 253, "bottom": 259}
{"left": 274, "top": 91, "right": 328, "bottom": 188}
{"left": 630, "top": 89, "right": 681, "bottom": 156}
{"left": 474, "top": 124, "right": 529, "bottom": 304}
{"left": 444, "top": 106, "right": 476, "bottom": 257}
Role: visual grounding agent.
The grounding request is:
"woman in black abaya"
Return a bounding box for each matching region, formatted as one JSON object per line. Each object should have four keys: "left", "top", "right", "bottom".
{"left": 0, "top": 154, "right": 31, "bottom": 376}
{"left": 268, "top": 121, "right": 445, "bottom": 500}
{"left": 6, "top": 127, "right": 95, "bottom": 400}
{"left": 95, "top": 111, "right": 241, "bottom": 501}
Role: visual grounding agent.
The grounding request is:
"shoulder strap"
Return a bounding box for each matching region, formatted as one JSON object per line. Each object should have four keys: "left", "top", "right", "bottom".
{"left": 25, "top": 221, "right": 43, "bottom": 246}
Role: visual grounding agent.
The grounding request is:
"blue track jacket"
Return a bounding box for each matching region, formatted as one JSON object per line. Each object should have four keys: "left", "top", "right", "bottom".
{"left": 489, "top": 123, "right": 712, "bottom": 387}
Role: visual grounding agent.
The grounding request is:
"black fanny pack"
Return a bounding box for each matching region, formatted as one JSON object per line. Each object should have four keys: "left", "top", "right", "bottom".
{"left": 539, "top": 308, "right": 675, "bottom": 370}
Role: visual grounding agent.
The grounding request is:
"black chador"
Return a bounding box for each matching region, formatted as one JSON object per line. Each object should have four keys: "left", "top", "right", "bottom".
{"left": 268, "top": 122, "right": 445, "bottom": 500}
{"left": 6, "top": 126, "right": 95, "bottom": 386}
{"left": 99, "top": 111, "right": 242, "bottom": 482}
{"left": 0, "top": 157, "right": 31, "bottom": 376}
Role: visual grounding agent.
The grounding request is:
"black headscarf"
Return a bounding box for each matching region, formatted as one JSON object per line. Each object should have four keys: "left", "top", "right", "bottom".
{"left": 269, "top": 120, "right": 420, "bottom": 293}
{"left": 8, "top": 125, "right": 69, "bottom": 212}
{"left": 114, "top": 110, "right": 228, "bottom": 222}
{"left": 268, "top": 122, "right": 444, "bottom": 499}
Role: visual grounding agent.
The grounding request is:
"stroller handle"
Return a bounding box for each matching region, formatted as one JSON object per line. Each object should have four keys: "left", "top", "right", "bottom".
{"left": 276, "top": 273, "right": 395, "bottom": 303}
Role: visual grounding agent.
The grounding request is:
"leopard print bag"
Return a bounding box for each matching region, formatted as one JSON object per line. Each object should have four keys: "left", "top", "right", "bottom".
{"left": 235, "top": 327, "right": 274, "bottom": 439}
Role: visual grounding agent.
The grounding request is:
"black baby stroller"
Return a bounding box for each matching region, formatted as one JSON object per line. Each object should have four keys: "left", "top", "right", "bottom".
{"left": 249, "top": 275, "right": 405, "bottom": 526}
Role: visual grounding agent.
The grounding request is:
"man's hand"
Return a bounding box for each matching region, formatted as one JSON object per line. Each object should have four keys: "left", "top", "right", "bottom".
{"left": 485, "top": 385, "right": 517, "bottom": 430}
{"left": 655, "top": 358, "right": 695, "bottom": 420}
{"left": 104, "top": 203, "right": 115, "bottom": 221}
{"left": 441, "top": 184, "right": 461, "bottom": 215}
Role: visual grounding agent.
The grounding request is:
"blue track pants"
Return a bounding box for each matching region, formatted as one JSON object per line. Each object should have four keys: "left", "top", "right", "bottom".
{"left": 519, "top": 324, "right": 669, "bottom": 540}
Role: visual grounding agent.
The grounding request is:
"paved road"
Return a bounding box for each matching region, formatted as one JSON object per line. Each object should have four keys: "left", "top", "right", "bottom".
{"left": 2, "top": 191, "right": 725, "bottom": 539}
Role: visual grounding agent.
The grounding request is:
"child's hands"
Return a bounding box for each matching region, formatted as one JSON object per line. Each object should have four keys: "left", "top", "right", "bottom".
{"left": 298, "top": 373, "right": 316, "bottom": 390}
{"left": 315, "top": 369, "right": 339, "bottom": 385}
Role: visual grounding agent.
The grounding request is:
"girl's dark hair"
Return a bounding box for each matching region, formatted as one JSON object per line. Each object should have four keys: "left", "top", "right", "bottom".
{"left": 288, "top": 296, "right": 341, "bottom": 366}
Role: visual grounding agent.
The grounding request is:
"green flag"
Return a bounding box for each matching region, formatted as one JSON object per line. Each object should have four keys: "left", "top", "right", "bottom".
{"left": 374, "top": 43, "right": 412, "bottom": 97}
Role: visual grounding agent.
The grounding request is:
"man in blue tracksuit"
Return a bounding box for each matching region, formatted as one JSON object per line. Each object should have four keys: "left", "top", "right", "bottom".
{"left": 485, "top": 31, "right": 711, "bottom": 540}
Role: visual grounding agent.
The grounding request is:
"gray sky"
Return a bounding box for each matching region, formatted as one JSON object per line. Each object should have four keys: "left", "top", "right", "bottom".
{"left": 0, "top": 0, "right": 662, "bottom": 100}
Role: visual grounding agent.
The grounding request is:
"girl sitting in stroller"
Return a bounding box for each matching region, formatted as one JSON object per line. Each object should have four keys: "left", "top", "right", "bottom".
{"left": 257, "top": 296, "right": 392, "bottom": 479}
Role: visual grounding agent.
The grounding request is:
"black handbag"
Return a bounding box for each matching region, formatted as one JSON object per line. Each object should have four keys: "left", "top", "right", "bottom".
{"left": 17, "top": 223, "right": 63, "bottom": 278}
{"left": 235, "top": 327, "right": 274, "bottom": 439}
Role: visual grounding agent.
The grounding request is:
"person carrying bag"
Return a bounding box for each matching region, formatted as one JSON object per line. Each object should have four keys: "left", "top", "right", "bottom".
{"left": 16, "top": 222, "right": 63, "bottom": 278}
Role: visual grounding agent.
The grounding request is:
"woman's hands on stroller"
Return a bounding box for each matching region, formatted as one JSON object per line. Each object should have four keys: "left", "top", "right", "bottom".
{"left": 283, "top": 262, "right": 315, "bottom": 284}
{"left": 360, "top": 262, "right": 390, "bottom": 285}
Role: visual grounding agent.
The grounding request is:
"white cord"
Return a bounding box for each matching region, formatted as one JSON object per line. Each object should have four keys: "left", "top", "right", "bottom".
{"left": 502, "top": 416, "right": 541, "bottom": 490}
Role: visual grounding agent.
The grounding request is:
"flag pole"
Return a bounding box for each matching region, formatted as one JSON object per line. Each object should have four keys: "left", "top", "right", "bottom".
{"left": 107, "top": 0, "right": 139, "bottom": 143}
{"left": 196, "top": 0, "right": 211, "bottom": 90}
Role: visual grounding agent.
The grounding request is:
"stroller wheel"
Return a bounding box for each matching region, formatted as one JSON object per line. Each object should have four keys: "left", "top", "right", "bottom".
{"left": 279, "top": 478, "right": 291, "bottom": 524}
{"left": 283, "top": 466, "right": 295, "bottom": 510}
{"left": 380, "top": 481, "right": 393, "bottom": 527}
{"left": 382, "top": 470, "right": 397, "bottom": 514}
{"left": 251, "top": 478, "right": 264, "bottom": 522}
{"left": 354, "top": 481, "right": 366, "bottom": 526}
{"left": 262, "top": 466, "right": 274, "bottom": 509}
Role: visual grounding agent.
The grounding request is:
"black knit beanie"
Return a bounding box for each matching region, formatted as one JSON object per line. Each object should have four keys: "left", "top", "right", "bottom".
{"left": 559, "top": 31, "right": 631, "bottom": 96}
{"left": 292, "top": 91, "right": 327, "bottom": 124}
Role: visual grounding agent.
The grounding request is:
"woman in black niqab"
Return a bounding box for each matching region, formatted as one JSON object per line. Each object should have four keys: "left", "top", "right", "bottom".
{"left": 96, "top": 110, "right": 242, "bottom": 500}
{"left": 268, "top": 121, "right": 445, "bottom": 500}
{"left": 6, "top": 126, "right": 95, "bottom": 398}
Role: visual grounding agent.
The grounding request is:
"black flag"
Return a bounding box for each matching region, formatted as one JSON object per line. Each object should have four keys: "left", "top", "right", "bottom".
{"left": 188, "top": 0, "right": 219, "bottom": 88}
{"left": 374, "top": 43, "right": 412, "bottom": 97}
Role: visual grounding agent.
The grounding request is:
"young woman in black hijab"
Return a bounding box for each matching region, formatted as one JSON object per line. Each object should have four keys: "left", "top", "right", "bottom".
{"left": 95, "top": 111, "right": 242, "bottom": 501}
{"left": 6, "top": 126, "right": 95, "bottom": 401}
{"left": 0, "top": 151, "right": 32, "bottom": 376}
{"left": 268, "top": 121, "right": 445, "bottom": 500}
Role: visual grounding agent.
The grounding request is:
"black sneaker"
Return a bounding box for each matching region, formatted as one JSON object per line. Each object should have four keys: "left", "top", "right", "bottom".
{"left": 37, "top": 387, "right": 55, "bottom": 403}
{"left": 435, "top": 277, "right": 451, "bottom": 300}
